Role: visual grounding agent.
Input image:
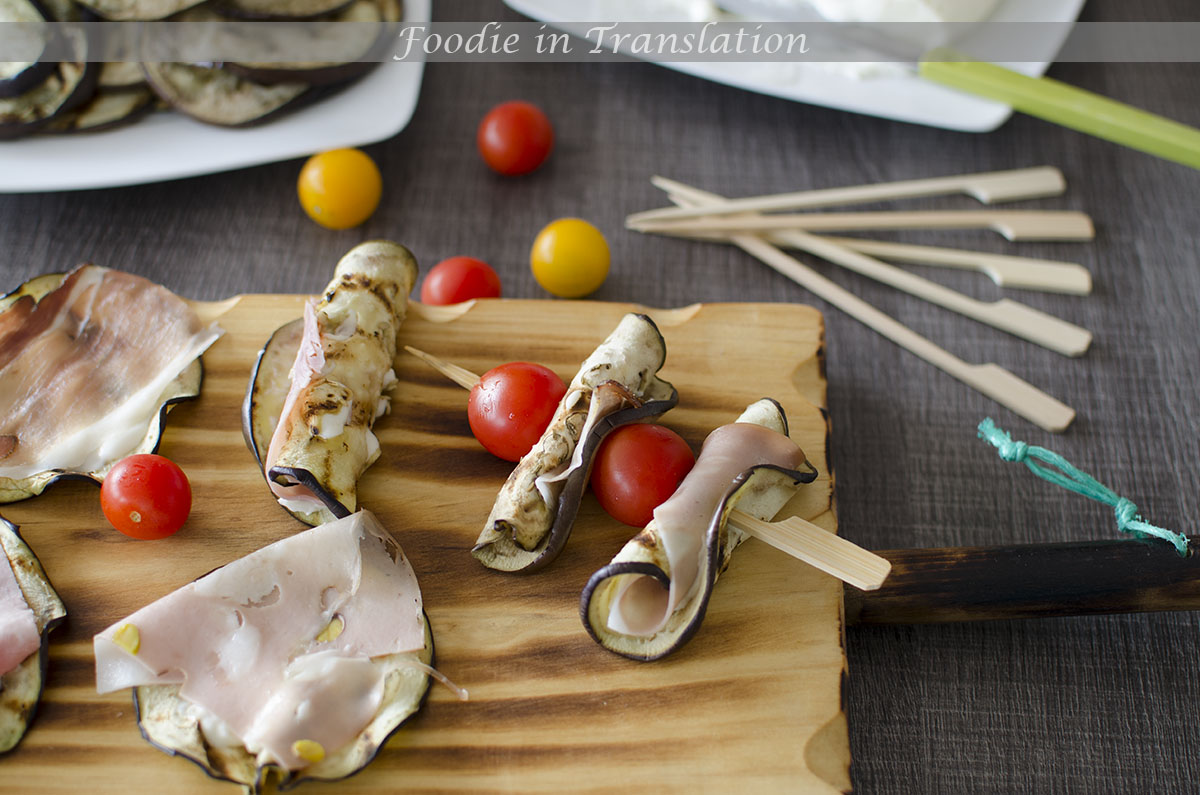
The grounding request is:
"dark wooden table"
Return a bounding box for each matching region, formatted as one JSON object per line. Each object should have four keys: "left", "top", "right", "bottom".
{"left": 2, "top": 0, "right": 1199, "bottom": 791}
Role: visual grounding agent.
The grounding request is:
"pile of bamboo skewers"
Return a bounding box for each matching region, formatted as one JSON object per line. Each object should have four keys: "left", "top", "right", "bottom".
{"left": 625, "top": 166, "right": 1092, "bottom": 433}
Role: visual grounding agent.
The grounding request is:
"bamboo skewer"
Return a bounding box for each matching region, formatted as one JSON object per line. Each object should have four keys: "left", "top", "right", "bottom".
{"left": 404, "top": 345, "right": 888, "bottom": 590}
{"left": 731, "top": 512, "right": 890, "bottom": 591}
{"left": 652, "top": 178, "right": 1076, "bottom": 433}
{"left": 628, "top": 208, "right": 1095, "bottom": 242}
{"left": 817, "top": 236, "right": 1093, "bottom": 295}
{"left": 625, "top": 166, "right": 1066, "bottom": 224}
{"left": 648, "top": 185, "right": 1093, "bottom": 357}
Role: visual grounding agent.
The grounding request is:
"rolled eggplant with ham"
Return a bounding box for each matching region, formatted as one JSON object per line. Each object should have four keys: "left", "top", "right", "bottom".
{"left": 581, "top": 399, "right": 818, "bottom": 661}
{"left": 243, "top": 240, "right": 418, "bottom": 526}
{"left": 94, "top": 510, "right": 435, "bottom": 793}
{"left": 472, "top": 313, "right": 678, "bottom": 574}
{"left": 1, "top": 516, "right": 66, "bottom": 755}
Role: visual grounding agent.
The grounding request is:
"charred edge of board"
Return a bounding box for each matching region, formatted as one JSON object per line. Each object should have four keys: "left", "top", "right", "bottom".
{"left": 473, "top": 384, "right": 680, "bottom": 575}
{"left": 581, "top": 462, "right": 818, "bottom": 662}
{"left": 133, "top": 612, "right": 434, "bottom": 794}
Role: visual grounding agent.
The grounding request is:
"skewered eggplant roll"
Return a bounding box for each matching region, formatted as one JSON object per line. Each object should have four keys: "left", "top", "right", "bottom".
{"left": 581, "top": 398, "right": 818, "bottom": 661}
{"left": 472, "top": 313, "right": 678, "bottom": 574}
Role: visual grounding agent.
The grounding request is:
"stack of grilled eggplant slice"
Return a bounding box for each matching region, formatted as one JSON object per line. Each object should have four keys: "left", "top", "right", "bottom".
{"left": 0, "top": 0, "right": 401, "bottom": 138}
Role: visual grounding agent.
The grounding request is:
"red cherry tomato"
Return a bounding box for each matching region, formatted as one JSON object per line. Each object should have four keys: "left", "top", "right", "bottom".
{"left": 100, "top": 454, "right": 192, "bottom": 540}
{"left": 591, "top": 424, "right": 695, "bottom": 527}
{"left": 420, "top": 257, "right": 502, "bottom": 305}
{"left": 468, "top": 362, "right": 567, "bottom": 462}
{"left": 476, "top": 101, "right": 554, "bottom": 176}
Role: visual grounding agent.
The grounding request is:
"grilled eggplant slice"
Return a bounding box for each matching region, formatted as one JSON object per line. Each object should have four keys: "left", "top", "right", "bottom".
{"left": 472, "top": 313, "right": 679, "bottom": 574}
{"left": 0, "top": 52, "right": 97, "bottom": 139}
{"left": 141, "top": 61, "right": 314, "bottom": 128}
{"left": 73, "top": 0, "right": 204, "bottom": 20}
{"left": 243, "top": 241, "right": 419, "bottom": 526}
{"left": 223, "top": 0, "right": 401, "bottom": 86}
{"left": 0, "top": 0, "right": 56, "bottom": 99}
{"left": 581, "top": 398, "right": 819, "bottom": 661}
{"left": 213, "top": 0, "right": 352, "bottom": 20}
{"left": 96, "top": 61, "right": 148, "bottom": 91}
{"left": 42, "top": 85, "right": 155, "bottom": 132}
{"left": 0, "top": 267, "right": 221, "bottom": 503}
{"left": 0, "top": 516, "right": 66, "bottom": 755}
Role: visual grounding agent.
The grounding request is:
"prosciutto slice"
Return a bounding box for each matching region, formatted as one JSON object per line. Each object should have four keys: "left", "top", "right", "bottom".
{"left": 94, "top": 510, "right": 425, "bottom": 771}
{"left": 0, "top": 552, "right": 38, "bottom": 678}
{"left": 0, "top": 265, "right": 221, "bottom": 481}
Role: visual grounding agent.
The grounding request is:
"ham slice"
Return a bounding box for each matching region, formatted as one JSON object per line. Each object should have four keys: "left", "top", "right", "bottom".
{"left": 94, "top": 510, "right": 425, "bottom": 770}
{"left": 0, "top": 265, "right": 221, "bottom": 480}
{"left": 0, "top": 551, "right": 39, "bottom": 678}
{"left": 607, "top": 422, "right": 809, "bottom": 637}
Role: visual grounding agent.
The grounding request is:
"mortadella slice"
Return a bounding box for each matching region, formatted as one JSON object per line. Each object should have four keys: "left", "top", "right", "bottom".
{"left": 94, "top": 509, "right": 433, "bottom": 791}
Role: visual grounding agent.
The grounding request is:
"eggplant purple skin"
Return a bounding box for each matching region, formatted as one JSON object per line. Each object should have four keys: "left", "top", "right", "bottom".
{"left": 580, "top": 460, "right": 819, "bottom": 662}
{"left": 131, "top": 610, "right": 435, "bottom": 793}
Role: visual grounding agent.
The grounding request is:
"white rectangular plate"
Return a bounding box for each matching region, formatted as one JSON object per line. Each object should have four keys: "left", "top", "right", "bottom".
{"left": 503, "top": 0, "right": 1085, "bottom": 132}
{"left": 0, "top": 0, "right": 429, "bottom": 194}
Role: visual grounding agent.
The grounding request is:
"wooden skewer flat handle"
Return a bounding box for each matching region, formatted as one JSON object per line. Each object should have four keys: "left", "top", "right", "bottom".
{"left": 845, "top": 539, "right": 1200, "bottom": 625}
{"left": 730, "top": 510, "right": 891, "bottom": 591}
{"left": 817, "top": 236, "right": 1093, "bottom": 295}
{"left": 627, "top": 167, "right": 1066, "bottom": 223}
{"left": 629, "top": 209, "right": 1095, "bottom": 242}
{"left": 770, "top": 228, "right": 1092, "bottom": 357}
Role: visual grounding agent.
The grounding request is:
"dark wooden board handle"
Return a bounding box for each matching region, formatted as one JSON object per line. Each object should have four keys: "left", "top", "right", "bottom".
{"left": 844, "top": 539, "right": 1200, "bottom": 625}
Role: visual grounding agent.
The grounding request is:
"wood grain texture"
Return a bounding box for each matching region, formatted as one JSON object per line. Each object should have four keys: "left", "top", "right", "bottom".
{"left": 0, "top": 296, "right": 847, "bottom": 794}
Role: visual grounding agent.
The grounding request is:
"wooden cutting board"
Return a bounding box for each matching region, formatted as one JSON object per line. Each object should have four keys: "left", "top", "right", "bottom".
{"left": 0, "top": 297, "right": 848, "bottom": 794}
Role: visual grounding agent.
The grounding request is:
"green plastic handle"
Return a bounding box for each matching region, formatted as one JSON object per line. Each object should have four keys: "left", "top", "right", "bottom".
{"left": 919, "top": 56, "right": 1200, "bottom": 170}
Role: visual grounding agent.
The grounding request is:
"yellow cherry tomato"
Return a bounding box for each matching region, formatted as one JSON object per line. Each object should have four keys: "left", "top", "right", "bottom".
{"left": 296, "top": 148, "right": 382, "bottom": 230}
{"left": 530, "top": 218, "right": 610, "bottom": 298}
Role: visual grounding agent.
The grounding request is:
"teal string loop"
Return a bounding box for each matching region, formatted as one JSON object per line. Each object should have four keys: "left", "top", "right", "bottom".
{"left": 977, "top": 418, "right": 1189, "bottom": 557}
